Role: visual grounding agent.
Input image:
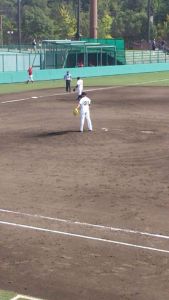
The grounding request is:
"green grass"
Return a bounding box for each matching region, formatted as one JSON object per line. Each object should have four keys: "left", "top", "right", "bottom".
{"left": 0, "top": 79, "right": 64, "bottom": 95}
{"left": 0, "top": 71, "right": 169, "bottom": 95}
{"left": 0, "top": 289, "right": 15, "bottom": 300}
{"left": 85, "top": 71, "right": 169, "bottom": 86}
{"left": 0, "top": 290, "right": 44, "bottom": 300}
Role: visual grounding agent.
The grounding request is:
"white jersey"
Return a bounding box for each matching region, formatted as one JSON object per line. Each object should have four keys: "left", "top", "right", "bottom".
{"left": 77, "top": 79, "right": 83, "bottom": 95}
{"left": 79, "top": 96, "right": 91, "bottom": 114}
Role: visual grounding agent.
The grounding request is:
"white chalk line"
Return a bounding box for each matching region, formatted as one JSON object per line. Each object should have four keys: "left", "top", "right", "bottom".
{"left": 11, "top": 295, "right": 44, "bottom": 300}
{"left": 1, "top": 92, "right": 68, "bottom": 104}
{"left": 10, "top": 295, "right": 43, "bottom": 300}
{"left": 10, "top": 296, "right": 19, "bottom": 300}
{"left": 1, "top": 78, "right": 169, "bottom": 104}
{"left": 0, "top": 220, "right": 169, "bottom": 254}
{"left": 1, "top": 87, "right": 121, "bottom": 104}
{"left": 0, "top": 208, "right": 169, "bottom": 240}
{"left": 1, "top": 97, "right": 31, "bottom": 103}
{"left": 0, "top": 88, "right": 114, "bottom": 104}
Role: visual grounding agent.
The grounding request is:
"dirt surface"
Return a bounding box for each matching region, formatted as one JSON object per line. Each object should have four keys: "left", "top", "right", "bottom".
{"left": 0, "top": 86, "right": 169, "bottom": 300}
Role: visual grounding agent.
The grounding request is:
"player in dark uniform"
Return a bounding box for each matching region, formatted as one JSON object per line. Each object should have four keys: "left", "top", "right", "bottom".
{"left": 64, "top": 71, "right": 72, "bottom": 92}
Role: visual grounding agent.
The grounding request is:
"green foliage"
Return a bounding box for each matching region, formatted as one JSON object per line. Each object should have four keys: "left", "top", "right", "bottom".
{"left": 157, "top": 14, "right": 169, "bottom": 40}
{"left": 120, "top": 0, "right": 148, "bottom": 11}
{"left": 22, "top": 5, "right": 55, "bottom": 41}
{"left": 98, "top": 13, "right": 113, "bottom": 38}
{"left": 0, "top": 0, "right": 169, "bottom": 44}
{"left": 112, "top": 10, "right": 148, "bottom": 41}
{"left": 56, "top": 4, "right": 76, "bottom": 38}
{"left": 78, "top": 11, "right": 89, "bottom": 38}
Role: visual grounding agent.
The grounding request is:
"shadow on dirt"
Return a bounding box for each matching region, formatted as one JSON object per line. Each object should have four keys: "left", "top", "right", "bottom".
{"left": 32, "top": 130, "right": 80, "bottom": 138}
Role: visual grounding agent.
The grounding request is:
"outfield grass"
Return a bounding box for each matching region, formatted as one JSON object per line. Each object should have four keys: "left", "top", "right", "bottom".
{"left": 0, "top": 289, "right": 44, "bottom": 300}
{"left": 0, "top": 71, "right": 169, "bottom": 95}
{"left": 0, "top": 289, "right": 15, "bottom": 300}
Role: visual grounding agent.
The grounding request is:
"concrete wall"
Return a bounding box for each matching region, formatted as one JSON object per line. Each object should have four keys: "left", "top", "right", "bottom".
{"left": 0, "top": 63, "right": 169, "bottom": 84}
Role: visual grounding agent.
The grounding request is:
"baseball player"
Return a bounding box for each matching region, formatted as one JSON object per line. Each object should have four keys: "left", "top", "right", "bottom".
{"left": 64, "top": 71, "right": 72, "bottom": 92}
{"left": 73, "top": 77, "right": 83, "bottom": 100}
{"left": 27, "top": 66, "right": 33, "bottom": 83}
{"left": 76, "top": 92, "right": 93, "bottom": 132}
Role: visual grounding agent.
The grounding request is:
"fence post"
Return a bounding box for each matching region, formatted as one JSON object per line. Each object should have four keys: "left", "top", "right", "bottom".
{"left": 16, "top": 54, "right": 18, "bottom": 71}
{"left": 141, "top": 50, "right": 143, "bottom": 64}
{"left": 133, "top": 51, "right": 135, "bottom": 64}
{"left": 2, "top": 53, "right": 4, "bottom": 71}
{"left": 29, "top": 53, "right": 30, "bottom": 67}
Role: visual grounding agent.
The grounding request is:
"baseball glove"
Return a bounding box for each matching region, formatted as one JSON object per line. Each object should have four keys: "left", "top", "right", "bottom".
{"left": 73, "top": 88, "right": 76, "bottom": 92}
{"left": 73, "top": 107, "right": 79, "bottom": 116}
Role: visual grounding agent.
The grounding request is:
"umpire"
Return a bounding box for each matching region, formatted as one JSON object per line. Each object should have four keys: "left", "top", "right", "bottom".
{"left": 64, "top": 71, "right": 72, "bottom": 92}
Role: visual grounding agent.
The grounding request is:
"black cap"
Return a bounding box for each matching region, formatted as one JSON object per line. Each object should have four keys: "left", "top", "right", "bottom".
{"left": 81, "top": 92, "right": 87, "bottom": 96}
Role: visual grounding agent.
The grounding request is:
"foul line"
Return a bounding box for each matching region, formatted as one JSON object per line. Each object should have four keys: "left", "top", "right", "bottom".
{"left": 0, "top": 220, "right": 169, "bottom": 254}
{"left": 1, "top": 78, "right": 169, "bottom": 104}
{"left": 0, "top": 208, "right": 169, "bottom": 240}
{"left": 1, "top": 92, "right": 69, "bottom": 104}
{"left": 0, "top": 87, "right": 120, "bottom": 104}
{"left": 11, "top": 295, "right": 44, "bottom": 300}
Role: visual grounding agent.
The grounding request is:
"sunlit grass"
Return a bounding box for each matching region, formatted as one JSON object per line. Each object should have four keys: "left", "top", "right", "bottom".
{"left": 0, "top": 290, "right": 44, "bottom": 300}
{"left": 0, "top": 71, "right": 169, "bottom": 95}
{"left": 0, "top": 289, "right": 15, "bottom": 300}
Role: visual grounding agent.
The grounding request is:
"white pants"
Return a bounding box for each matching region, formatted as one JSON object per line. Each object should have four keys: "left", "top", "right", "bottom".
{"left": 28, "top": 75, "right": 33, "bottom": 81}
{"left": 80, "top": 111, "right": 92, "bottom": 132}
{"left": 78, "top": 87, "right": 83, "bottom": 96}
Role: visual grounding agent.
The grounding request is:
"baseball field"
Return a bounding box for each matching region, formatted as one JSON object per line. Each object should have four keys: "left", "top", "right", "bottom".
{"left": 0, "top": 72, "right": 169, "bottom": 300}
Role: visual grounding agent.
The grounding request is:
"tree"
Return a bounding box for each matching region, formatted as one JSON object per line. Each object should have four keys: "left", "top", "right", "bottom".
{"left": 22, "top": 6, "right": 55, "bottom": 42}
{"left": 157, "top": 14, "right": 169, "bottom": 40}
{"left": 54, "top": 4, "right": 76, "bottom": 39}
{"left": 112, "top": 10, "right": 148, "bottom": 41}
{"left": 98, "top": 13, "right": 113, "bottom": 38}
{"left": 120, "top": 0, "right": 148, "bottom": 11}
{"left": 1, "top": 0, "right": 169, "bottom": 45}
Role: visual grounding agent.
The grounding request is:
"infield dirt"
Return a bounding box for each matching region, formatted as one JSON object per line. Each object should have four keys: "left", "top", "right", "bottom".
{"left": 0, "top": 86, "right": 169, "bottom": 300}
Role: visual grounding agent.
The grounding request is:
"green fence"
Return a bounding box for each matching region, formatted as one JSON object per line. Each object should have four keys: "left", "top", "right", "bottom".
{"left": 0, "top": 39, "right": 126, "bottom": 71}
{"left": 1, "top": 63, "right": 169, "bottom": 84}
{"left": 125, "top": 50, "right": 169, "bottom": 64}
{"left": 41, "top": 39, "right": 125, "bottom": 69}
{"left": 1, "top": 41, "right": 169, "bottom": 73}
{"left": 80, "top": 38, "right": 125, "bottom": 65}
{"left": 0, "top": 52, "right": 40, "bottom": 72}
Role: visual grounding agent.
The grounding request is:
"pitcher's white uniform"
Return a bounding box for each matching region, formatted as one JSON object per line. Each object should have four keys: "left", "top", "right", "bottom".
{"left": 77, "top": 78, "right": 83, "bottom": 96}
{"left": 74, "top": 77, "right": 83, "bottom": 100}
{"left": 78, "top": 94, "right": 92, "bottom": 132}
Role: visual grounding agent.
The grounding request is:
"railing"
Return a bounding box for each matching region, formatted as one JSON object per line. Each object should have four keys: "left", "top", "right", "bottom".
{"left": 125, "top": 50, "right": 169, "bottom": 64}
{"left": 0, "top": 44, "right": 42, "bottom": 53}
